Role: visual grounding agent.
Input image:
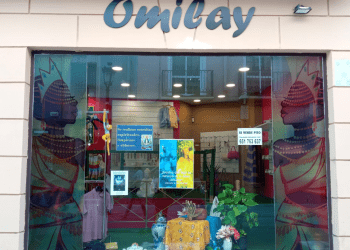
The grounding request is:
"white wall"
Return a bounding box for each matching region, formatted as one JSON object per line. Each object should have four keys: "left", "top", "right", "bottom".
{"left": 1, "top": 0, "right": 350, "bottom": 249}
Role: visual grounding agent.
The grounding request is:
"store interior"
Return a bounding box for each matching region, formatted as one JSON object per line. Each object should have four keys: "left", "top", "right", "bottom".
{"left": 82, "top": 55, "right": 274, "bottom": 250}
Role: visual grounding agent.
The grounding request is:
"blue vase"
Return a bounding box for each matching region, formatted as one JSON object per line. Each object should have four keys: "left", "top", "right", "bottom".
{"left": 152, "top": 214, "right": 167, "bottom": 250}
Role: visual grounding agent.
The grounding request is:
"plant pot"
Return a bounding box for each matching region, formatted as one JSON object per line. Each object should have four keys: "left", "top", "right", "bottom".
{"left": 222, "top": 237, "right": 232, "bottom": 250}
{"left": 237, "top": 236, "right": 247, "bottom": 250}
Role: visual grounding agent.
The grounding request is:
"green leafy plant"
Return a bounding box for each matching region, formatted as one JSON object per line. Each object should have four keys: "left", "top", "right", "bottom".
{"left": 214, "top": 184, "right": 259, "bottom": 236}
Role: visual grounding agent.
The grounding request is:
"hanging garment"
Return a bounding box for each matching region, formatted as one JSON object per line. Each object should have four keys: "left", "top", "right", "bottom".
{"left": 83, "top": 189, "right": 113, "bottom": 243}
{"left": 243, "top": 145, "right": 264, "bottom": 187}
{"left": 159, "top": 107, "right": 170, "bottom": 128}
{"left": 243, "top": 145, "right": 258, "bottom": 185}
{"left": 169, "top": 106, "right": 179, "bottom": 128}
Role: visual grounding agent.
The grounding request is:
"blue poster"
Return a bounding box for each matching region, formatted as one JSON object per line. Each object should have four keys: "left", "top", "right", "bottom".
{"left": 116, "top": 125, "right": 153, "bottom": 151}
{"left": 159, "top": 139, "right": 194, "bottom": 189}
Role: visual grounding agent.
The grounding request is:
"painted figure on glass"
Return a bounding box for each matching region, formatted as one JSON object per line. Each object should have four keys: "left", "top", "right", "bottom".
{"left": 29, "top": 58, "right": 85, "bottom": 249}
{"left": 273, "top": 60, "right": 328, "bottom": 249}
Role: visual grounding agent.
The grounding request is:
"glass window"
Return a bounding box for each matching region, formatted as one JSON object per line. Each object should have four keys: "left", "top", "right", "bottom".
{"left": 28, "top": 54, "right": 329, "bottom": 250}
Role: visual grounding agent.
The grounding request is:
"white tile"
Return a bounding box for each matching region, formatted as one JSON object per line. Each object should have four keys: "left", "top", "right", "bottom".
{"left": 332, "top": 198, "right": 350, "bottom": 236}
{"left": 31, "top": 0, "right": 158, "bottom": 15}
{"left": 159, "top": 0, "right": 228, "bottom": 16}
{"left": 0, "top": 157, "right": 27, "bottom": 195}
{"left": 0, "top": 120, "right": 28, "bottom": 157}
{"left": 328, "top": 88, "right": 350, "bottom": 124}
{"left": 194, "top": 16, "right": 279, "bottom": 50}
{"left": 78, "top": 15, "right": 166, "bottom": 49}
{"left": 229, "top": 0, "right": 328, "bottom": 16}
{"left": 330, "top": 161, "right": 350, "bottom": 198}
{"left": 0, "top": 15, "right": 77, "bottom": 47}
{"left": 327, "top": 51, "right": 350, "bottom": 88}
{"left": 0, "top": 83, "right": 30, "bottom": 119}
{"left": 0, "top": 195, "right": 26, "bottom": 232}
{"left": 0, "top": 232, "right": 24, "bottom": 250}
{"left": 333, "top": 235, "right": 350, "bottom": 249}
{"left": 280, "top": 17, "right": 350, "bottom": 51}
{"left": 0, "top": 48, "right": 31, "bottom": 83}
{"left": 330, "top": 0, "right": 350, "bottom": 16}
{"left": 0, "top": 0, "right": 29, "bottom": 13}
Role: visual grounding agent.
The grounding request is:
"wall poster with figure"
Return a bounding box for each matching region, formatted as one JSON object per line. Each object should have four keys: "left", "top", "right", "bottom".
{"left": 272, "top": 57, "right": 329, "bottom": 249}
{"left": 159, "top": 139, "right": 194, "bottom": 189}
{"left": 110, "top": 171, "right": 128, "bottom": 196}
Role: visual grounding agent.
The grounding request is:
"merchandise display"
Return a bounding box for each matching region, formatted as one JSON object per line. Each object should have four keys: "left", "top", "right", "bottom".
{"left": 83, "top": 188, "right": 113, "bottom": 242}
{"left": 28, "top": 54, "right": 329, "bottom": 250}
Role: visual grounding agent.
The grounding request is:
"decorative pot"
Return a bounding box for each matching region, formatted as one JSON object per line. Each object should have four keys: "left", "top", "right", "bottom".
{"left": 151, "top": 213, "right": 167, "bottom": 250}
{"left": 222, "top": 237, "right": 232, "bottom": 250}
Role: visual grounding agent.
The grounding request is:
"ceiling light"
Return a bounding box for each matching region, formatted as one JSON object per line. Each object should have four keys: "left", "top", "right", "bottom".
{"left": 173, "top": 95, "right": 181, "bottom": 98}
{"left": 239, "top": 67, "right": 250, "bottom": 72}
{"left": 128, "top": 95, "right": 135, "bottom": 98}
{"left": 294, "top": 4, "right": 312, "bottom": 14}
{"left": 226, "top": 83, "right": 236, "bottom": 87}
{"left": 112, "top": 66, "right": 123, "bottom": 71}
{"left": 121, "top": 83, "right": 130, "bottom": 87}
{"left": 218, "top": 95, "right": 225, "bottom": 98}
{"left": 194, "top": 99, "right": 201, "bottom": 103}
{"left": 173, "top": 83, "right": 183, "bottom": 87}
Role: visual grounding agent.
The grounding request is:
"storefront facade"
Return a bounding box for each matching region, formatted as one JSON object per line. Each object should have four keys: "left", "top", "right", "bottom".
{"left": 1, "top": 0, "right": 350, "bottom": 249}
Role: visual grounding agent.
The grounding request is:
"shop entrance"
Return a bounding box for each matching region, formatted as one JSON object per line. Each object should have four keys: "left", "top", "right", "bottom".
{"left": 28, "top": 54, "right": 329, "bottom": 250}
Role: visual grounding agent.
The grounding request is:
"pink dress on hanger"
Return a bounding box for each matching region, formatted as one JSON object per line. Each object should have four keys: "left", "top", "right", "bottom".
{"left": 83, "top": 189, "right": 113, "bottom": 242}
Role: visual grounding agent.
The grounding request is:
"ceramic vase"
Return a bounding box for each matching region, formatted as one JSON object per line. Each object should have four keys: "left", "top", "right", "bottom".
{"left": 222, "top": 237, "right": 232, "bottom": 250}
{"left": 152, "top": 214, "right": 167, "bottom": 250}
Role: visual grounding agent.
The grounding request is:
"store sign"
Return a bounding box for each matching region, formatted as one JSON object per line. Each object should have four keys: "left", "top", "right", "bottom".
{"left": 238, "top": 128, "right": 262, "bottom": 145}
{"left": 116, "top": 125, "right": 153, "bottom": 151}
{"left": 104, "top": 0, "right": 255, "bottom": 37}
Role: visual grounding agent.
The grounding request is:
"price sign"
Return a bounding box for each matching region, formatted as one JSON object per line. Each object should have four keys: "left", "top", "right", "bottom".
{"left": 238, "top": 128, "right": 262, "bottom": 145}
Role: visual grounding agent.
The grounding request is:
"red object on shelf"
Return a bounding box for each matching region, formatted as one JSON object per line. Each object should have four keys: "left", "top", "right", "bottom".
{"left": 262, "top": 147, "right": 269, "bottom": 155}
{"left": 263, "top": 131, "right": 269, "bottom": 142}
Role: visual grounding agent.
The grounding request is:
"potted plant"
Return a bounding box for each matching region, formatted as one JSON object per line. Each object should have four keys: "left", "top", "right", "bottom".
{"left": 213, "top": 184, "right": 259, "bottom": 250}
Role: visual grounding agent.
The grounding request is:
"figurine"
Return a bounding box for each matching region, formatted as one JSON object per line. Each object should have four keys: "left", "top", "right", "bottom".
{"left": 151, "top": 213, "right": 167, "bottom": 250}
{"left": 137, "top": 168, "right": 155, "bottom": 198}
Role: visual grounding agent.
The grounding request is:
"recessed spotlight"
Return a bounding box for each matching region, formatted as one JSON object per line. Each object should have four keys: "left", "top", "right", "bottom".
{"left": 194, "top": 99, "right": 201, "bottom": 103}
{"left": 239, "top": 67, "right": 250, "bottom": 72}
{"left": 173, "top": 83, "right": 183, "bottom": 87}
{"left": 128, "top": 95, "right": 135, "bottom": 98}
{"left": 121, "top": 83, "right": 130, "bottom": 87}
{"left": 173, "top": 95, "right": 181, "bottom": 98}
{"left": 218, "top": 95, "right": 225, "bottom": 98}
{"left": 112, "top": 66, "right": 123, "bottom": 71}
{"left": 226, "top": 83, "right": 236, "bottom": 87}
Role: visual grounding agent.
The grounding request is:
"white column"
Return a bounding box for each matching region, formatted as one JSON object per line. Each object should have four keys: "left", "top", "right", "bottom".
{"left": 327, "top": 51, "right": 350, "bottom": 249}
{"left": 0, "top": 48, "right": 31, "bottom": 250}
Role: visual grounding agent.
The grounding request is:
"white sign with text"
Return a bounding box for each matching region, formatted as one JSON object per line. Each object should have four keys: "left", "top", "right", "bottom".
{"left": 238, "top": 128, "right": 262, "bottom": 145}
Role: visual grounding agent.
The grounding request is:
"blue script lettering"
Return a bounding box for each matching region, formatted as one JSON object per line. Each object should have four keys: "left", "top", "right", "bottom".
{"left": 104, "top": 0, "right": 133, "bottom": 28}
{"left": 103, "top": 0, "right": 255, "bottom": 38}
